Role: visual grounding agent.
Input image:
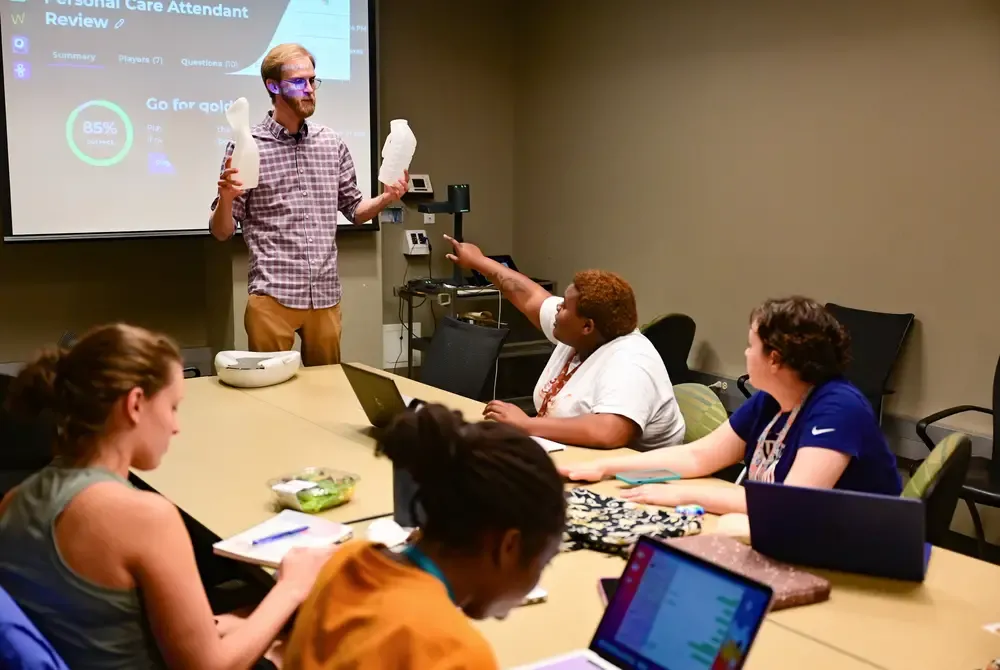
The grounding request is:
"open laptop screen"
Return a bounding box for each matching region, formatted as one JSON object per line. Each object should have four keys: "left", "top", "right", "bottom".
{"left": 590, "top": 537, "right": 772, "bottom": 670}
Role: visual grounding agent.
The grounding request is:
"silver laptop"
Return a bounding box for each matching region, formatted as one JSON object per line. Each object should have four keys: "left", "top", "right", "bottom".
{"left": 518, "top": 536, "right": 773, "bottom": 670}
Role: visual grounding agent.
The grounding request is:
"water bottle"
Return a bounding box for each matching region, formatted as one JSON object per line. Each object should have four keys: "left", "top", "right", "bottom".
{"left": 225, "top": 97, "right": 260, "bottom": 190}
{"left": 378, "top": 119, "right": 416, "bottom": 185}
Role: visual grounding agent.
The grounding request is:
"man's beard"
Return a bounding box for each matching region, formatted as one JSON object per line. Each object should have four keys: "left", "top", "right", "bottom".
{"left": 284, "top": 95, "right": 316, "bottom": 119}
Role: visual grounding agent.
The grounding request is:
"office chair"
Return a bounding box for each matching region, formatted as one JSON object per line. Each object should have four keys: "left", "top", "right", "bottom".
{"left": 674, "top": 382, "right": 745, "bottom": 483}
{"left": 674, "top": 383, "right": 727, "bottom": 443}
{"left": 901, "top": 432, "right": 972, "bottom": 551}
{"left": 641, "top": 314, "right": 696, "bottom": 384}
{"left": 419, "top": 317, "right": 510, "bottom": 401}
{"left": 824, "top": 303, "right": 914, "bottom": 422}
{"left": 916, "top": 355, "right": 1000, "bottom": 559}
{"left": 0, "top": 585, "right": 70, "bottom": 668}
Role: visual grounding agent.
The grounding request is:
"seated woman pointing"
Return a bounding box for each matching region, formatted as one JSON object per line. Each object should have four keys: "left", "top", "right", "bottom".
{"left": 560, "top": 297, "right": 902, "bottom": 514}
{"left": 444, "top": 235, "right": 685, "bottom": 451}
{"left": 0, "top": 324, "right": 330, "bottom": 670}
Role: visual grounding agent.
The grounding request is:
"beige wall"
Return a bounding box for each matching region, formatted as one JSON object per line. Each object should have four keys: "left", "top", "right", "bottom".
{"left": 4, "top": 0, "right": 997, "bottom": 433}
{"left": 513, "top": 0, "right": 1000, "bottom": 433}
{"left": 377, "top": 0, "right": 515, "bottom": 333}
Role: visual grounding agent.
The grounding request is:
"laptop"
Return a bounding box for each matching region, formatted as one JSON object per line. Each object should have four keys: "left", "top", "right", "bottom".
{"left": 744, "top": 481, "right": 931, "bottom": 582}
{"left": 341, "top": 363, "right": 419, "bottom": 430}
{"left": 340, "top": 364, "right": 425, "bottom": 526}
{"left": 518, "top": 535, "right": 774, "bottom": 670}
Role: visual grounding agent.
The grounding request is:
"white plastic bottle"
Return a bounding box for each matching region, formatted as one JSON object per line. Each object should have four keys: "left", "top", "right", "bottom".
{"left": 378, "top": 119, "right": 416, "bottom": 186}
{"left": 225, "top": 97, "right": 260, "bottom": 190}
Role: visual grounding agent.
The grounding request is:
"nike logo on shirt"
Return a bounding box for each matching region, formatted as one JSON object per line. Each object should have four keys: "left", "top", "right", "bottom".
{"left": 811, "top": 427, "right": 836, "bottom": 436}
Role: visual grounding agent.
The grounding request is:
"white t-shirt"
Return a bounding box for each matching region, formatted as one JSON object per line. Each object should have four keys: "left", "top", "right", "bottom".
{"left": 533, "top": 297, "right": 686, "bottom": 451}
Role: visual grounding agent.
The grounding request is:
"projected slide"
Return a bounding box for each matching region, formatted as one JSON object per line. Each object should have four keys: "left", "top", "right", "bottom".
{"left": 1, "top": 0, "right": 373, "bottom": 238}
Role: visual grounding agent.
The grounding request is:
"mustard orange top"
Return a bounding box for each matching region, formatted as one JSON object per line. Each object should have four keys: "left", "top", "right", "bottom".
{"left": 284, "top": 541, "right": 498, "bottom": 670}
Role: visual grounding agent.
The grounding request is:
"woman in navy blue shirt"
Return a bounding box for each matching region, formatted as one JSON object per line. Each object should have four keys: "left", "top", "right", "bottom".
{"left": 560, "top": 296, "right": 902, "bottom": 514}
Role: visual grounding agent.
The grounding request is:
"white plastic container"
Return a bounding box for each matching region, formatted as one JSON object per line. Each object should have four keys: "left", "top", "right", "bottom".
{"left": 378, "top": 119, "right": 416, "bottom": 185}
{"left": 225, "top": 97, "right": 260, "bottom": 190}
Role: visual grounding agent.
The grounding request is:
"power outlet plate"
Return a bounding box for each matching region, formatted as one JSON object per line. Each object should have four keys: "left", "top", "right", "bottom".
{"left": 423, "top": 213, "right": 435, "bottom": 224}
{"left": 403, "top": 229, "right": 430, "bottom": 255}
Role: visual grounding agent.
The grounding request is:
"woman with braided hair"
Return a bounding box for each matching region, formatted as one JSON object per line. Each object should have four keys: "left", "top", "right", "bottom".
{"left": 284, "top": 404, "right": 567, "bottom": 670}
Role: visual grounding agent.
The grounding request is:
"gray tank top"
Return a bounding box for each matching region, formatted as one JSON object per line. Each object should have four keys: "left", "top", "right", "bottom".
{"left": 0, "top": 466, "right": 167, "bottom": 669}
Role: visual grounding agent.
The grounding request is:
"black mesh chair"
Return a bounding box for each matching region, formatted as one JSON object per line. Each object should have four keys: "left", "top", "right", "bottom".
{"left": 824, "top": 303, "right": 914, "bottom": 422}
{"left": 641, "top": 314, "right": 696, "bottom": 384}
{"left": 916, "top": 355, "right": 1000, "bottom": 558}
{"left": 737, "top": 303, "right": 914, "bottom": 425}
{"left": 419, "top": 317, "right": 510, "bottom": 401}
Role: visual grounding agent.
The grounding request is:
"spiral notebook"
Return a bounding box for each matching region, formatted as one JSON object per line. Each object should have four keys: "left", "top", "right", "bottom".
{"left": 212, "top": 510, "right": 353, "bottom": 569}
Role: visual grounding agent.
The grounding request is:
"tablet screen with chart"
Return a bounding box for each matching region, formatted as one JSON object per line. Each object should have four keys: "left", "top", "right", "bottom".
{"left": 0, "top": 0, "right": 376, "bottom": 239}
{"left": 591, "top": 541, "right": 771, "bottom": 670}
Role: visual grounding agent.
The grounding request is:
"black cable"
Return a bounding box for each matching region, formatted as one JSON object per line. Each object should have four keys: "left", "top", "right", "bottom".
{"left": 427, "top": 239, "right": 437, "bottom": 323}
{"left": 395, "top": 261, "right": 426, "bottom": 376}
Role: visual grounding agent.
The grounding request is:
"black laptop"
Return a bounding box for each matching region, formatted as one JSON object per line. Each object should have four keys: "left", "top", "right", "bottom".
{"left": 745, "top": 481, "right": 931, "bottom": 582}
{"left": 341, "top": 363, "right": 420, "bottom": 429}
{"left": 341, "top": 364, "right": 425, "bottom": 527}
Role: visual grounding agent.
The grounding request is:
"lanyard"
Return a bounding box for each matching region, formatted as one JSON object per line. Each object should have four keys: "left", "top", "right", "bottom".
{"left": 748, "top": 387, "right": 813, "bottom": 482}
{"left": 402, "top": 545, "right": 456, "bottom": 603}
{"left": 538, "top": 354, "right": 582, "bottom": 417}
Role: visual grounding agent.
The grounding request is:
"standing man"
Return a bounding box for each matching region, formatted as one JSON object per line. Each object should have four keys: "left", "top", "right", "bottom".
{"left": 210, "top": 43, "right": 407, "bottom": 366}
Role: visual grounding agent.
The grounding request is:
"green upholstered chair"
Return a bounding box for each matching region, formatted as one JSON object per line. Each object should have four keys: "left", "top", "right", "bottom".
{"left": 901, "top": 432, "right": 972, "bottom": 550}
{"left": 640, "top": 314, "right": 696, "bottom": 384}
{"left": 674, "top": 383, "right": 728, "bottom": 444}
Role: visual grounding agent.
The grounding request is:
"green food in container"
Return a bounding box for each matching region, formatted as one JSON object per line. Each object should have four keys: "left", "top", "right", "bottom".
{"left": 269, "top": 467, "right": 359, "bottom": 514}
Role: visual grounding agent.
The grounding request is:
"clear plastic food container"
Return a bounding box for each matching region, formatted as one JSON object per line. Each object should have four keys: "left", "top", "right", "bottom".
{"left": 268, "top": 467, "right": 359, "bottom": 514}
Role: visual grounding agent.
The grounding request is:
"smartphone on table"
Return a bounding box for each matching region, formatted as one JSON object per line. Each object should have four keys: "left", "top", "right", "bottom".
{"left": 598, "top": 578, "right": 618, "bottom": 606}
{"left": 615, "top": 469, "right": 680, "bottom": 486}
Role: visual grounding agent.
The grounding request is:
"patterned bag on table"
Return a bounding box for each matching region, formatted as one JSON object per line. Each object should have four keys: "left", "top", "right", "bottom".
{"left": 563, "top": 487, "right": 702, "bottom": 556}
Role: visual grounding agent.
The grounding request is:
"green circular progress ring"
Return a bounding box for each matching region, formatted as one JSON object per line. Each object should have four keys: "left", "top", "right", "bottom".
{"left": 65, "top": 100, "right": 134, "bottom": 167}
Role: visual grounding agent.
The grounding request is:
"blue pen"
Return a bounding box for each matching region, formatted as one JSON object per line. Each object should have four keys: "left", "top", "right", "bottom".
{"left": 251, "top": 525, "right": 310, "bottom": 546}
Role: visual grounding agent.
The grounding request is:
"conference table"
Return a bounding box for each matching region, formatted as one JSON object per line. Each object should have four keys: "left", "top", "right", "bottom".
{"left": 137, "top": 364, "right": 1000, "bottom": 670}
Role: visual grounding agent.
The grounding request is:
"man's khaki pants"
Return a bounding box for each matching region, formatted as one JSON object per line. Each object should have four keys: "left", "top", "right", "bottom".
{"left": 244, "top": 294, "right": 342, "bottom": 367}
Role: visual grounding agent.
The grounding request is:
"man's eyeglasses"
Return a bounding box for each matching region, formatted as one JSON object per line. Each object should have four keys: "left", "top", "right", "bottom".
{"left": 281, "top": 77, "right": 322, "bottom": 92}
